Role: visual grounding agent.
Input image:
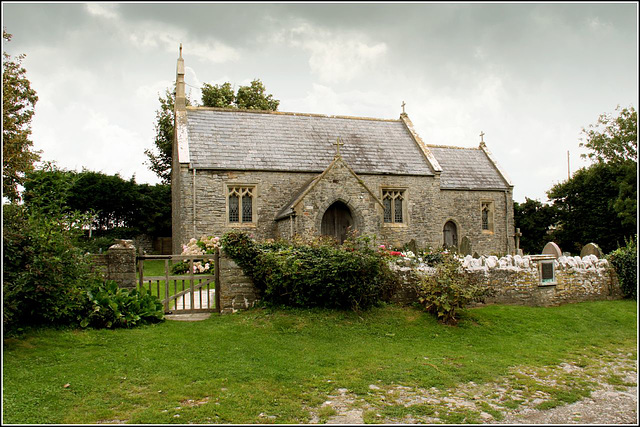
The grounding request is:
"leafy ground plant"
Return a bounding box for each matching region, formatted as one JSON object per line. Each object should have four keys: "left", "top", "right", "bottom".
{"left": 81, "top": 281, "right": 164, "bottom": 329}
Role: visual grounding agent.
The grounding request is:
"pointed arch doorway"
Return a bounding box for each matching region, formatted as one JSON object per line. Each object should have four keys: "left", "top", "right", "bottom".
{"left": 321, "top": 201, "right": 354, "bottom": 243}
{"left": 443, "top": 221, "right": 458, "bottom": 249}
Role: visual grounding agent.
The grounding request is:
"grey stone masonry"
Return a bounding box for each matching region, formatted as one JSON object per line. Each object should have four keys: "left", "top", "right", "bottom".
{"left": 218, "top": 250, "right": 259, "bottom": 314}
{"left": 91, "top": 240, "right": 137, "bottom": 289}
{"left": 173, "top": 160, "right": 515, "bottom": 254}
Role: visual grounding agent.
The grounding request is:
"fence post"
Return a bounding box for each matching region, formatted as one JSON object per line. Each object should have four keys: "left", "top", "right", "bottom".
{"left": 164, "top": 258, "right": 170, "bottom": 312}
{"left": 137, "top": 247, "right": 144, "bottom": 291}
{"left": 214, "top": 248, "right": 221, "bottom": 313}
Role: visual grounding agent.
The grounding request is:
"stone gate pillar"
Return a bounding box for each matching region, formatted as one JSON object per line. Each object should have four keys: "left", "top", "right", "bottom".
{"left": 106, "top": 239, "right": 137, "bottom": 290}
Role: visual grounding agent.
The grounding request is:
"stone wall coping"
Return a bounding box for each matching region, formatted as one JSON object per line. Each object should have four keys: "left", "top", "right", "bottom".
{"left": 393, "top": 252, "right": 610, "bottom": 275}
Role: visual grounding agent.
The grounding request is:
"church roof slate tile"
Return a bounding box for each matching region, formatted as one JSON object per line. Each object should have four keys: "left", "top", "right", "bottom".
{"left": 185, "top": 108, "right": 434, "bottom": 176}
{"left": 183, "top": 108, "right": 510, "bottom": 190}
{"left": 427, "top": 145, "right": 509, "bottom": 190}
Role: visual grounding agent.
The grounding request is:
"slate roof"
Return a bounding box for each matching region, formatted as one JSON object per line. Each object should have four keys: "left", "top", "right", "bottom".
{"left": 427, "top": 145, "right": 509, "bottom": 190}
{"left": 185, "top": 108, "right": 434, "bottom": 176}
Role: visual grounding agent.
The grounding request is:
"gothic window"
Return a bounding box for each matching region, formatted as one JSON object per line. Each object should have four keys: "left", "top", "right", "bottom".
{"left": 228, "top": 186, "right": 255, "bottom": 224}
{"left": 481, "top": 201, "right": 494, "bottom": 232}
{"left": 383, "top": 190, "right": 405, "bottom": 224}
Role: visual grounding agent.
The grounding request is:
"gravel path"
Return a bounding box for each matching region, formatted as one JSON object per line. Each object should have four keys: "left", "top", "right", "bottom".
{"left": 308, "top": 351, "right": 637, "bottom": 424}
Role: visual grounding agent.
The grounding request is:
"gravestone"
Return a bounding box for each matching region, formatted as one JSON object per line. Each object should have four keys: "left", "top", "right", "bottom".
{"left": 514, "top": 227, "right": 524, "bottom": 256}
{"left": 580, "top": 243, "right": 603, "bottom": 259}
{"left": 541, "top": 242, "right": 562, "bottom": 259}
{"left": 407, "top": 239, "right": 418, "bottom": 255}
{"left": 459, "top": 236, "right": 472, "bottom": 256}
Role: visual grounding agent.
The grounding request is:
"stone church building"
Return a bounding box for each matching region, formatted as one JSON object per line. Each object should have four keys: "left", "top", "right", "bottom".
{"left": 171, "top": 51, "right": 515, "bottom": 255}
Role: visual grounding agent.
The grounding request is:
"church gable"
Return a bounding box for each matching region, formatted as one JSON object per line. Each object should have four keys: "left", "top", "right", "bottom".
{"left": 286, "top": 156, "right": 383, "bottom": 241}
{"left": 428, "top": 144, "right": 511, "bottom": 190}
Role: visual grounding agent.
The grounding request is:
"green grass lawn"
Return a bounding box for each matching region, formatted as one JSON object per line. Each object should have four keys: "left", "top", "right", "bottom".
{"left": 2, "top": 300, "right": 636, "bottom": 424}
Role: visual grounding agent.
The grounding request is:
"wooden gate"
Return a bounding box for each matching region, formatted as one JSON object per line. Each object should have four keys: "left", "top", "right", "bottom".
{"left": 137, "top": 250, "right": 220, "bottom": 314}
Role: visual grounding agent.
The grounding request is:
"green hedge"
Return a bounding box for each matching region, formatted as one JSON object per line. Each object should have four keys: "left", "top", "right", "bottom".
{"left": 609, "top": 235, "right": 637, "bottom": 300}
{"left": 220, "top": 231, "right": 396, "bottom": 310}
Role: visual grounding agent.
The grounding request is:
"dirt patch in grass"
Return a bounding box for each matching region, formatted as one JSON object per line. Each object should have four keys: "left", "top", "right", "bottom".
{"left": 306, "top": 351, "right": 637, "bottom": 424}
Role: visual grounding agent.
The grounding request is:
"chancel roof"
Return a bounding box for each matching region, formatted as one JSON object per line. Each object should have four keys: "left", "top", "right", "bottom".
{"left": 428, "top": 145, "right": 510, "bottom": 190}
{"left": 185, "top": 108, "right": 435, "bottom": 176}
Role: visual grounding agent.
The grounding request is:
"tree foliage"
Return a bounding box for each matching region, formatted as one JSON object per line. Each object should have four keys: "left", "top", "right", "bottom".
{"left": 579, "top": 105, "right": 637, "bottom": 227}
{"left": 22, "top": 165, "right": 171, "bottom": 238}
{"left": 513, "top": 198, "right": 557, "bottom": 255}
{"left": 547, "top": 162, "right": 634, "bottom": 254}
{"left": 580, "top": 106, "right": 637, "bottom": 164}
{"left": 144, "top": 89, "right": 176, "bottom": 184}
{"left": 201, "top": 82, "right": 235, "bottom": 108}
{"left": 517, "top": 106, "right": 637, "bottom": 255}
{"left": 201, "top": 79, "right": 279, "bottom": 110}
{"left": 3, "top": 30, "right": 40, "bottom": 201}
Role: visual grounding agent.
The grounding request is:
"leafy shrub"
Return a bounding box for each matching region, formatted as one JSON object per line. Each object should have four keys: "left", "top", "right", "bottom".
{"left": 415, "top": 251, "right": 490, "bottom": 325}
{"left": 81, "top": 281, "right": 164, "bottom": 329}
{"left": 3, "top": 204, "right": 102, "bottom": 331}
{"left": 221, "top": 231, "right": 394, "bottom": 310}
{"left": 608, "top": 235, "right": 637, "bottom": 299}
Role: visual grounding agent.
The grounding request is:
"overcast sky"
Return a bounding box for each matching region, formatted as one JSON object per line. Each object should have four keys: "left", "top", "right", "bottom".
{"left": 3, "top": 2, "right": 638, "bottom": 203}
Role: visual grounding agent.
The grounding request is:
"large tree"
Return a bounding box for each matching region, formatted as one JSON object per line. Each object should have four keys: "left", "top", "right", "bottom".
{"left": 547, "top": 162, "right": 634, "bottom": 254}
{"left": 145, "top": 79, "right": 279, "bottom": 183}
{"left": 3, "top": 30, "right": 40, "bottom": 202}
{"left": 579, "top": 105, "right": 637, "bottom": 228}
{"left": 580, "top": 106, "right": 637, "bottom": 164}
{"left": 144, "top": 88, "right": 176, "bottom": 184}
{"left": 518, "top": 106, "right": 637, "bottom": 255}
{"left": 23, "top": 165, "right": 171, "bottom": 237}
{"left": 200, "top": 78, "right": 279, "bottom": 110}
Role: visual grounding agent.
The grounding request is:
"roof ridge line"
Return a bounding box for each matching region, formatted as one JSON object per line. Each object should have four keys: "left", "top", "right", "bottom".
{"left": 186, "top": 106, "right": 400, "bottom": 122}
{"left": 427, "top": 144, "right": 480, "bottom": 150}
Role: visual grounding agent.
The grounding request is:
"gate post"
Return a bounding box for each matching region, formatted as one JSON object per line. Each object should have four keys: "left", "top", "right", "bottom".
{"left": 106, "top": 239, "right": 137, "bottom": 290}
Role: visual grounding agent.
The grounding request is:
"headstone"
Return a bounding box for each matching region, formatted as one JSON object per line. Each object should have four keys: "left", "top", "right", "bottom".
{"left": 541, "top": 242, "right": 562, "bottom": 259}
{"left": 580, "top": 243, "right": 603, "bottom": 259}
{"left": 407, "top": 239, "right": 418, "bottom": 255}
{"left": 459, "top": 236, "right": 472, "bottom": 256}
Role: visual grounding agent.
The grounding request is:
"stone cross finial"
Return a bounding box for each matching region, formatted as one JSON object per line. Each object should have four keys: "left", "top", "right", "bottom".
{"left": 515, "top": 227, "right": 522, "bottom": 252}
{"left": 480, "top": 131, "right": 485, "bottom": 143}
{"left": 401, "top": 101, "right": 406, "bottom": 114}
{"left": 333, "top": 137, "right": 344, "bottom": 157}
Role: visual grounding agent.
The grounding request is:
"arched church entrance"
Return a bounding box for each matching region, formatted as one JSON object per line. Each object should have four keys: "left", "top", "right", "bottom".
{"left": 443, "top": 221, "right": 458, "bottom": 249}
{"left": 321, "top": 201, "right": 354, "bottom": 244}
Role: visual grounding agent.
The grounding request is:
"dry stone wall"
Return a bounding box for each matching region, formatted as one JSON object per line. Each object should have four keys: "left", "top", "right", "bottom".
{"left": 391, "top": 253, "right": 621, "bottom": 307}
